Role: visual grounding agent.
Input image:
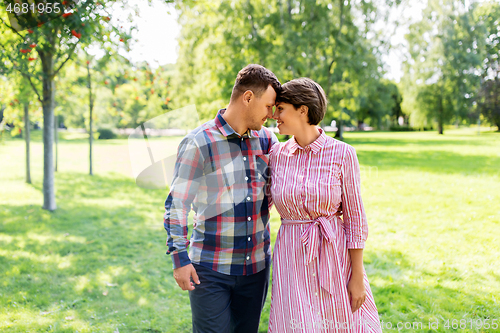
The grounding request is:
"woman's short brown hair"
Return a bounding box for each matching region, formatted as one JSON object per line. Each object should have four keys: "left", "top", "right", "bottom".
{"left": 231, "top": 64, "right": 282, "bottom": 100}
{"left": 276, "top": 78, "right": 327, "bottom": 125}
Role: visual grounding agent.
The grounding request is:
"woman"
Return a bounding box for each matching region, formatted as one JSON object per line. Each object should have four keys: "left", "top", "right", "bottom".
{"left": 268, "top": 78, "right": 382, "bottom": 332}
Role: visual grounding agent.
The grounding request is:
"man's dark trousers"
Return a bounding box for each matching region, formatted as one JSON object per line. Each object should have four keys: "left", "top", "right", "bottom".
{"left": 189, "top": 263, "right": 270, "bottom": 333}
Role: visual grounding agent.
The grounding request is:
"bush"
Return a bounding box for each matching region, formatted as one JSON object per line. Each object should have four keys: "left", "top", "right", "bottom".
{"left": 97, "top": 128, "right": 116, "bottom": 140}
{"left": 390, "top": 125, "right": 415, "bottom": 132}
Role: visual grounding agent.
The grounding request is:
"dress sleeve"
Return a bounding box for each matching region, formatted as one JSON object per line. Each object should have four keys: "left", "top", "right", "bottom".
{"left": 340, "top": 145, "right": 368, "bottom": 249}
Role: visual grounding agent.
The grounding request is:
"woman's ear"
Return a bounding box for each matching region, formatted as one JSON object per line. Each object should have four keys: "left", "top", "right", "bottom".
{"left": 299, "top": 105, "right": 309, "bottom": 117}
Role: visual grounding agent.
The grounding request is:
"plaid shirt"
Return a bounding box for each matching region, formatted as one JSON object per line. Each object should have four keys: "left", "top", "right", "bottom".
{"left": 164, "top": 109, "right": 278, "bottom": 276}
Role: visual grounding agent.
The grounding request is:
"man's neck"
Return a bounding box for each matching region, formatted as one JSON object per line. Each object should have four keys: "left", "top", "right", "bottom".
{"left": 223, "top": 103, "right": 249, "bottom": 136}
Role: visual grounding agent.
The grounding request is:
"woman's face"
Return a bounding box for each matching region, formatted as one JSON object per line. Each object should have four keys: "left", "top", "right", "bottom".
{"left": 273, "top": 102, "right": 304, "bottom": 136}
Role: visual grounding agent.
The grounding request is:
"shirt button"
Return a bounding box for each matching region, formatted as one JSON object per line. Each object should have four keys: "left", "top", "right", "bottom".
{"left": 246, "top": 197, "right": 251, "bottom": 201}
{"left": 246, "top": 256, "right": 250, "bottom": 260}
{"left": 247, "top": 217, "right": 251, "bottom": 221}
{"left": 245, "top": 176, "right": 249, "bottom": 181}
{"left": 243, "top": 157, "right": 247, "bottom": 161}
{"left": 248, "top": 237, "right": 251, "bottom": 241}
{"left": 241, "top": 137, "right": 244, "bottom": 141}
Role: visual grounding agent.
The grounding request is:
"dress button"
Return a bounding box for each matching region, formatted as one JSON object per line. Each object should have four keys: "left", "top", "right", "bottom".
{"left": 312, "top": 273, "right": 316, "bottom": 277}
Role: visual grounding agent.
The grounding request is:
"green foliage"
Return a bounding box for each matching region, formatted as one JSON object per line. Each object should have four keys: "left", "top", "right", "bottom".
{"left": 97, "top": 127, "right": 116, "bottom": 139}
{"left": 478, "top": 79, "right": 500, "bottom": 130}
{"left": 389, "top": 125, "right": 414, "bottom": 131}
{"left": 402, "top": 0, "right": 500, "bottom": 134}
{"left": 174, "top": 0, "right": 401, "bottom": 126}
{"left": 0, "top": 74, "right": 42, "bottom": 135}
{"left": 474, "top": 1, "right": 500, "bottom": 130}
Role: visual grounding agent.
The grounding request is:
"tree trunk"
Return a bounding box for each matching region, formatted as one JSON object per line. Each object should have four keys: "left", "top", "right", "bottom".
{"left": 40, "top": 50, "right": 57, "bottom": 211}
{"left": 54, "top": 112, "right": 58, "bottom": 172}
{"left": 24, "top": 103, "right": 31, "bottom": 184}
{"left": 87, "top": 61, "right": 93, "bottom": 176}
{"left": 335, "top": 108, "right": 344, "bottom": 140}
{"left": 438, "top": 89, "right": 444, "bottom": 135}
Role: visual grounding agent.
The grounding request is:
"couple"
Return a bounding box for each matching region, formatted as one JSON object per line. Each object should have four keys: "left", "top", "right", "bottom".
{"left": 163, "top": 64, "right": 382, "bottom": 332}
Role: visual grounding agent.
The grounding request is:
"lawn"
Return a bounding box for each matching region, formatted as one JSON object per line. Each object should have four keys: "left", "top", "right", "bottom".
{"left": 0, "top": 127, "right": 499, "bottom": 332}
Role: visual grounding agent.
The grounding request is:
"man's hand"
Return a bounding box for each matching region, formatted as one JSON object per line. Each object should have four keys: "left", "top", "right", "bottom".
{"left": 173, "top": 264, "right": 200, "bottom": 291}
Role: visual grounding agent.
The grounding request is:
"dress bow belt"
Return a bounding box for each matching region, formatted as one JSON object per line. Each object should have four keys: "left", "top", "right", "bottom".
{"left": 281, "top": 216, "right": 344, "bottom": 296}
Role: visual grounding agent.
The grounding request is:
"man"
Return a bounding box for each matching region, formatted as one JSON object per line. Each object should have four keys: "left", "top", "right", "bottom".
{"left": 164, "top": 64, "right": 281, "bottom": 333}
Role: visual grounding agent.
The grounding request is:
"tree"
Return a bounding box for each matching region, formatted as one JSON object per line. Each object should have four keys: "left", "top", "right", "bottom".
{"left": 173, "top": 0, "right": 401, "bottom": 130}
{"left": 474, "top": 1, "right": 500, "bottom": 130}
{"left": 403, "top": 0, "right": 483, "bottom": 134}
{"left": 0, "top": 73, "right": 42, "bottom": 183}
{"left": 0, "top": 0, "right": 135, "bottom": 210}
{"left": 478, "top": 79, "right": 500, "bottom": 130}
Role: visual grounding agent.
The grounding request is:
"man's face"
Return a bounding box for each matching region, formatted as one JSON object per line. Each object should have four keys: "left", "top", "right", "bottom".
{"left": 247, "top": 85, "right": 277, "bottom": 131}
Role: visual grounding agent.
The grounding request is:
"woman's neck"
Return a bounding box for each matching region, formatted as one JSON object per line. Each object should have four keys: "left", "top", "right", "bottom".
{"left": 293, "top": 125, "right": 321, "bottom": 148}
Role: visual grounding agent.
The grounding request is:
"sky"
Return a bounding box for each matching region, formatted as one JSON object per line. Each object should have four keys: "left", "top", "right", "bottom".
{"left": 116, "top": 0, "right": 426, "bottom": 82}
{"left": 105, "top": 0, "right": 180, "bottom": 66}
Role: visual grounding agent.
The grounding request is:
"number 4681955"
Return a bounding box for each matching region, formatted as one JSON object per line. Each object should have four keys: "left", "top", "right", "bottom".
{"left": 6, "top": 2, "right": 61, "bottom": 15}
{"left": 444, "top": 319, "right": 498, "bottom": 330}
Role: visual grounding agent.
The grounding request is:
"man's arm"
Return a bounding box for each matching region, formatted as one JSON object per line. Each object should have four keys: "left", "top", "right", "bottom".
{"left": 164, "top": 135, "right": 204, "bottom": 290}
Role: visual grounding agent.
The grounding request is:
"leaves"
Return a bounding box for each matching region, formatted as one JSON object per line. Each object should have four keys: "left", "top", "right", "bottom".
{"left": 174, "top": 0, "right": 402, "bottom": 127}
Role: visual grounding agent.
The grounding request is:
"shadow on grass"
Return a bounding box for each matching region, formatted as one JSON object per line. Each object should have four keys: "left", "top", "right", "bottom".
{"left": 356, "top": 149, "right": 500, "bottom": 176}
{"left": 342, "top": 131, "right": 500, "bottom": 148}
{"left": 0, "top": 172, "right": 191, "bottom": 332}
{"left": 364, "top": 250, "right": 498, "bottom": 331}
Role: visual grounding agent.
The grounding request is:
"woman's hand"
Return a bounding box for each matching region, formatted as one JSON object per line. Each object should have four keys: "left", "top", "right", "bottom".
{"left": 347, "top": 273, "right": 366, "bottom": 313}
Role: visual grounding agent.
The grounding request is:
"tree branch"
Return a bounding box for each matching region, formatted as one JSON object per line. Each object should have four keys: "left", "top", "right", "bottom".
{"left": 53, "top": 41, "right": 79, "bottom": 78}
{"left": 22, "top": 72, "right": 42, "bottom": 103}
{"left": 0, "top": 36, "right": 43, "bottom": 102}
{"left": 0, "top": 16, "right": 27, "bottom": 41}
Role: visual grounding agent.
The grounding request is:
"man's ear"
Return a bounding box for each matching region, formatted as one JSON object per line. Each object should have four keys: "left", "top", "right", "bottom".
{"left": 242, "top": 90, "right": 253, "bottom": 106}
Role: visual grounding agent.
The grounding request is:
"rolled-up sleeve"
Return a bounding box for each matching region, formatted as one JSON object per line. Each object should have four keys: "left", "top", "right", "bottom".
{"left": 340, "top": 146, "right": 368, "bottom": 249}
{"left": 164, "top": 136, "right": 203, "bottom": 269}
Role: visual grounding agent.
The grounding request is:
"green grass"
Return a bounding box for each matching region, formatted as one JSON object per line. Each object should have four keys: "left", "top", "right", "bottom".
{"left": 1, "top": 127, "right": 499, "bottom": 332}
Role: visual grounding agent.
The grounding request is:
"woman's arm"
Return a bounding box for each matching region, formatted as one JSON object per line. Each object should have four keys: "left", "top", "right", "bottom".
{"left": 348, "top": 248, "right": 366, "bottom": 313}
{"left": 340, "top": 145, "right": 369, "bottom": 313}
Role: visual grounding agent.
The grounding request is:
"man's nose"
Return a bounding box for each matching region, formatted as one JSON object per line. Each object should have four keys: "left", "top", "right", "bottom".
{"left": 267, "top": 107, "right": 274, "bottom": 119}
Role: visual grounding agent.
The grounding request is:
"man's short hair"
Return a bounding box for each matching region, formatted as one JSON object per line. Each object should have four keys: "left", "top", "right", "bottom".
{"left": 276, "top": 78, "right": 327, "bottom": 125}
{"left": 231, "top": 64, "right": 281, "bottom": 101}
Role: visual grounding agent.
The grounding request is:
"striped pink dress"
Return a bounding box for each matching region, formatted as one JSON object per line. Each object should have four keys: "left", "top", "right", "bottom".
{"left": 268, "top": 129, "right": 382, "bottom": 333}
